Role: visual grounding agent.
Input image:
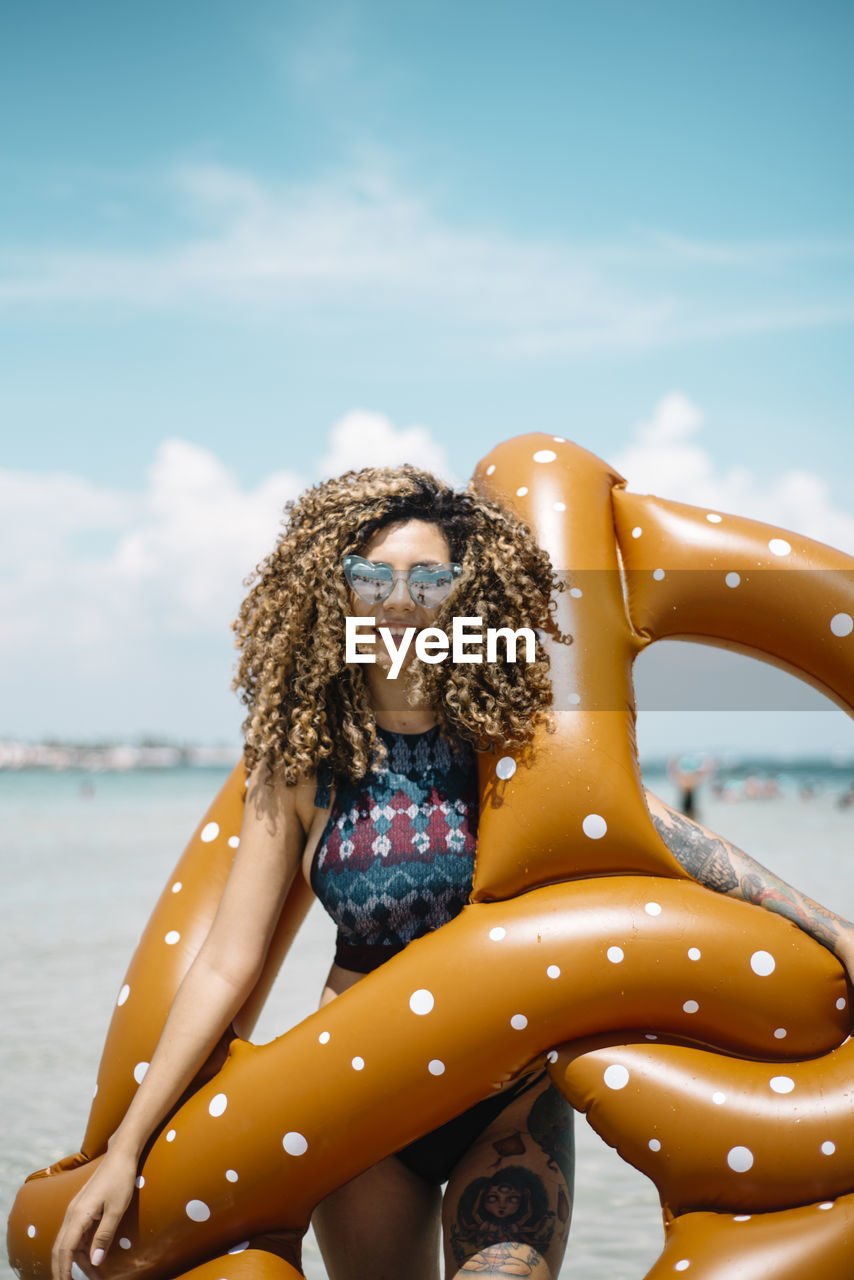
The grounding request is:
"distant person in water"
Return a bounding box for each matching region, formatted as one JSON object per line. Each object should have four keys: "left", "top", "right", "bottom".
{"left": 667, "top": 754, "right": 716, "bottom": 820}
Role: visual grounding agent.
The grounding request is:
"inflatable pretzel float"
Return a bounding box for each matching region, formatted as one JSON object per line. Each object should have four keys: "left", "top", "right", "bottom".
{"left": 8, "top": 434, "right": 854, "bottom": 1280}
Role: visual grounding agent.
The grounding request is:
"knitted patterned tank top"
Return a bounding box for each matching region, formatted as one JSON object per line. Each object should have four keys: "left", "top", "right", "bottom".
{"left": 311, "top": 724, "right": 479, "bottom": 957}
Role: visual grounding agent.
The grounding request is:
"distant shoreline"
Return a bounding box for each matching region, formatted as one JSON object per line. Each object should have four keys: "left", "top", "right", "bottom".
{"left": 0, "top": 741, "right": 240, "bottom": 771}
{"left": 1, "top": 739, "right": 852, "bottom": 777}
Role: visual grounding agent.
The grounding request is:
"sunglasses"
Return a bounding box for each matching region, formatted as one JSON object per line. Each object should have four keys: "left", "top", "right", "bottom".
{"left": 343, "top": 555, "right": 463, "bottom": 607}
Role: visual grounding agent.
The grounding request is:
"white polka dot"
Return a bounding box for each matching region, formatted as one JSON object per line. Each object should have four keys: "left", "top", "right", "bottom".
{"left": 837, "top": 997, "right": 847, "bottom": 1010}
{"left": 27, "top": 1226, "right": 36, "bottom": 1239}
{"left": 648, "top": 1138, "right": 661, "bottom": 1152}
{"left": 511, "top": 1014, "right": 528, "bottom": 1030}
{"left": 496, "top": 756, "right": 516, "bottom": 780}
{"left": 200, "top": 822, "right": 220, "bottom": 843}
{"left": 228, "top": 836, "right": 240, "bottom": 848}
{"left": 119, "top": 1238, "right": 131, "bottom": 1250}
{"left": 516, "top": 486, "right": 528, "bottom": 496}
{"left": 645, "top": 1033, "right": 658, "bottom": 1040}
{"left": 489, "top": 926, "right": 506, "bottom": 941}
{"left": 770, "top": 1076, "right": 794, "bottom": 1094}
{"left": 631, "top": 526, "right": 642, "bottom": 538}
{"left": 171, "top": 881, "right": 182, "bottom": 893}
{"left": 486, "top": 464, "right": 496, "bottom": 475}
{"left": 653, "top": 568, "right": 665, "bottom": 581}
{"left": 831, "top": 613, "right": 853, "bottom": 637}
{"left": 185, "top": 1199, "right": 211, "bottom": 1222}
{"left": 165, "top": 930, "right": 181, "bottom": 946}
{"left": 712, "top": 1091, "right": 726, "bottom": 1105}
{"left": 318, "top": 1030, "right": 331, "bottom": 1044}
{"left": 553, "top": 436, "right": 566, "bottom": 442}
{"left": 567, "top": 692, "right": 581, "bottom": 705}
{"left": 583, "top": 813, "right": 607, "bottom": 839}
{"left": 733, "top": 1215, "right": 752, "bottom": 1222}
{"left": 166, "top": 1129, "right": 176, "bottom": 1142}
{"left": 751, "top": 950, "right": 775, "bottom": 975}
{"left": 822, "top": 1141, "right": 836, "bottom": 1155}
{"left": 645, "top": 902, "right": 661, "bottom": 916}
{"left": 547, "top": 1050, "right": 559, "bottom": 1063}
{"left": 547, "top": 965, "right": 561, "bottom": 979}
{"left": 604, "top": 1064, "right": 630, "bottom": 1090}
{"left": 675, "top": 1262, "right": 691, "bottom": 1272}
{"left": 553, "top": 502, "right": 566, "bottom": 512}
{"left": 226, "top": 1168, "right": 239, "bottom": 1181}
{"left": 706, "top": 513, "right": 723, "bottom": 523}
{"left": 607, "top": 946, "right": 624, "bottom": 964}
{"left": 135, "top": 1175, "right": 145, "bottom": 1189}
{"left": 688, "top": 947, "right": 701, "bottom": 961}
{"left": 818, "top": 1202, "right": 834, "bottom": 1210}
{"left": 774, "top": 1027, "right": 787, "bottom": 1039}
{"left": 727, "top": 1146, "right": 754, "bottom": 1172}
{"left": 428, "top": 1059, "right": 445, "bottom": 1075}
{"left": 117, "top": 983, "right": 130, "bottom": 1006}
{"left": 769, "top": 538, "right": 791, "bottom": 557}
{"left": 570, "top": 586, "right": 583, "bottom": 598}
{"left": 228, "top": 1242, "right": 250, "bottom": 1254}
{"left": 409, "top": 989, "right": 435, "bottom": 1016}
{"left": 209, "top": 1092, "right": 228, "bottom": 1117}
{"left": 533, "top": 450, "right": 557, "bottom": 463}
{"left": 133, "top": 1061, "right": 149, "bottom": 1083}
{"left": 283, "top": 1131, "right": 309, "bottom": 1156}
{"left": 352, "top": 1056, "right": 365, "bottom": 1071}
{"left": 725, "top": 572, "right": 741, "bottom": 588}
{"left": 92, "top": 1082, "right": 98, "bottom": 1098}
{"left": 683, "top": 1000, "right": 699, "bottom": 1014}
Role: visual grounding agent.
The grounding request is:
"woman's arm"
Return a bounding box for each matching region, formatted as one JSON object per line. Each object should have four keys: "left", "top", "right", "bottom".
{"left": 645, "top": 788, "right": 854, "bottom": 973}
{"left": 52, "top": 762, "right": 307, "bottom": 1280}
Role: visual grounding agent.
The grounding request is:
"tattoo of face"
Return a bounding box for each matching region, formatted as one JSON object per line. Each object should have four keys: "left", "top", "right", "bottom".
{"left": 450, "top": 1165, "right": 555, "bottom": 1267}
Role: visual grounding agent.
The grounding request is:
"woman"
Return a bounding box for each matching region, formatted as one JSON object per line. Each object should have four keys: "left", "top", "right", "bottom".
{"left": 53, "top": 464, "right": 854, "bottom": 1280}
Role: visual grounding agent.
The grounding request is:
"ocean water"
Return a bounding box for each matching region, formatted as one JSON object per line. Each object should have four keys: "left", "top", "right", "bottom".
{"left": 3, "top": 764, "right": 854, "bottom": 1280}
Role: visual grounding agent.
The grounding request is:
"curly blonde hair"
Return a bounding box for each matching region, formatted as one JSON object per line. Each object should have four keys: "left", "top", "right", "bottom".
{"left": 230, "top": 464, "right": 569, "bottom": 786}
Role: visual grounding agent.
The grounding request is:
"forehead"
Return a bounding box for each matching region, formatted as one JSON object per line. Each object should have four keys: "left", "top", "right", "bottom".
{"left": 362, "top": 520, "right": 451, "bottom": 563}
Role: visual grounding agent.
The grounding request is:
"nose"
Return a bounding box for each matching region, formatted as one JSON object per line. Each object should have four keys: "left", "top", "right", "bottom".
{"left": 386, "top": 576, "right": 415, "bottom": 608}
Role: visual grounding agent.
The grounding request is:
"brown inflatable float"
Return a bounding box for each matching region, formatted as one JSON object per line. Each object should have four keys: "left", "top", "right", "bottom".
{"left": 8, "top": 434, "right": 854, "bottom": 1279}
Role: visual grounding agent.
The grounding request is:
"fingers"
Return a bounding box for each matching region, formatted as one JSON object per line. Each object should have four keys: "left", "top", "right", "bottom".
{"left": 88, "top": 1199, "right": 127, "bottom": 1270}
{"left": 52, "top": 1204, "right": 97, "bottom": 1280}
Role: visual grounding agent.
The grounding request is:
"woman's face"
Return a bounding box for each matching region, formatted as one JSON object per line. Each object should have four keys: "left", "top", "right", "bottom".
{"left": 348, "top": 519, "right": 455, "bottom": 676}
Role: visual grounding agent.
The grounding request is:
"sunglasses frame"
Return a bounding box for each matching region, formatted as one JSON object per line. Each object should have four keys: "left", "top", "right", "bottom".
{"left": 343, "top": 554, "right": 463, "bottom": 607}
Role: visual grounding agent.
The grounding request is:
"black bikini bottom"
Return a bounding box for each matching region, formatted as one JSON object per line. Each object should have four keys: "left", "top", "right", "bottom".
{"left": 334, "top": 939, "right": 549, "bottom": 1185}
{"left": 394, "top": 1066, "right": 549, "bottom": 1186}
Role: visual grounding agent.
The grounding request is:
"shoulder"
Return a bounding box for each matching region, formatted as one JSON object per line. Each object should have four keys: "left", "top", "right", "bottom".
{"left": 245, "top": 759, "right": 321, "bottom": 839}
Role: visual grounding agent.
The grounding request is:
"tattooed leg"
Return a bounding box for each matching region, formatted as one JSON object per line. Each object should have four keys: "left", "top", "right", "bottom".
{"left": 443, "top": 1077, "right": 573, "bottom": 1280}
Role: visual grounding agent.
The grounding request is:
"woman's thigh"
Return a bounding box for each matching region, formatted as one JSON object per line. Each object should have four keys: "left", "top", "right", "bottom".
{"left": 441, "top": 1077, "right": 575, "bottom": 1278}
{"left": 311, "top": 1151, "right": 442, "bottom": 1280}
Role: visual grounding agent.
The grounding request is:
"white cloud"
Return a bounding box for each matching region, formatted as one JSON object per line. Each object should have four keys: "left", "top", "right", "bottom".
{"left": 1, "top": 410, "right": 454, "bottom": 724}
{"left": 316, "top": 409, "right": 459, "bottom": 485}
{"left": 0, "top": 441, "right": 304, "bottom": 675}
{"left": 614, "top": 393, "right": 854, "bottom": 553}
{"left": 1, "top": 158, "right": 852, "bottom": 353}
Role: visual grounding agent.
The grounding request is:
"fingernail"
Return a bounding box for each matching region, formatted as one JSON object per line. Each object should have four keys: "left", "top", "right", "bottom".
{"left": 91, "top": 1248, "right": 105, "bottom": 1266}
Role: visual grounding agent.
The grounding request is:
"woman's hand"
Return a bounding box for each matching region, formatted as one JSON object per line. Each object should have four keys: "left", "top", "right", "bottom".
{"left": 51, "top": 1145, "right": 138, "bottom": 1280}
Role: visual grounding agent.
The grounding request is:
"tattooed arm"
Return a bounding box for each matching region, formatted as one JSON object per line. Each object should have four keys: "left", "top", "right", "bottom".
{"left": 645, "top": 789, "right": 854, "bottom": 977}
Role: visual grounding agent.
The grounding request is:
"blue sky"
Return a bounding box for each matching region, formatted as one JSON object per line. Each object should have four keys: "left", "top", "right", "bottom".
{"left": 2, "top": 0, "right": 853, "bottom": 758}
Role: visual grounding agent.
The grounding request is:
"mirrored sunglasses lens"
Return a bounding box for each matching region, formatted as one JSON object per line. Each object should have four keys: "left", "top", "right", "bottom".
{"left": 349, "top": 565, "right": 393, "bottom": 601}
{"left": 409, "top": 569, "right": 455, "bottom": 606}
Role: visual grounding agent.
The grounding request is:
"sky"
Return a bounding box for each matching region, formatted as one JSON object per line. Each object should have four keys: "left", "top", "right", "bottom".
{"left": 2, "top": 0, "right": 853, "bottom": 760}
